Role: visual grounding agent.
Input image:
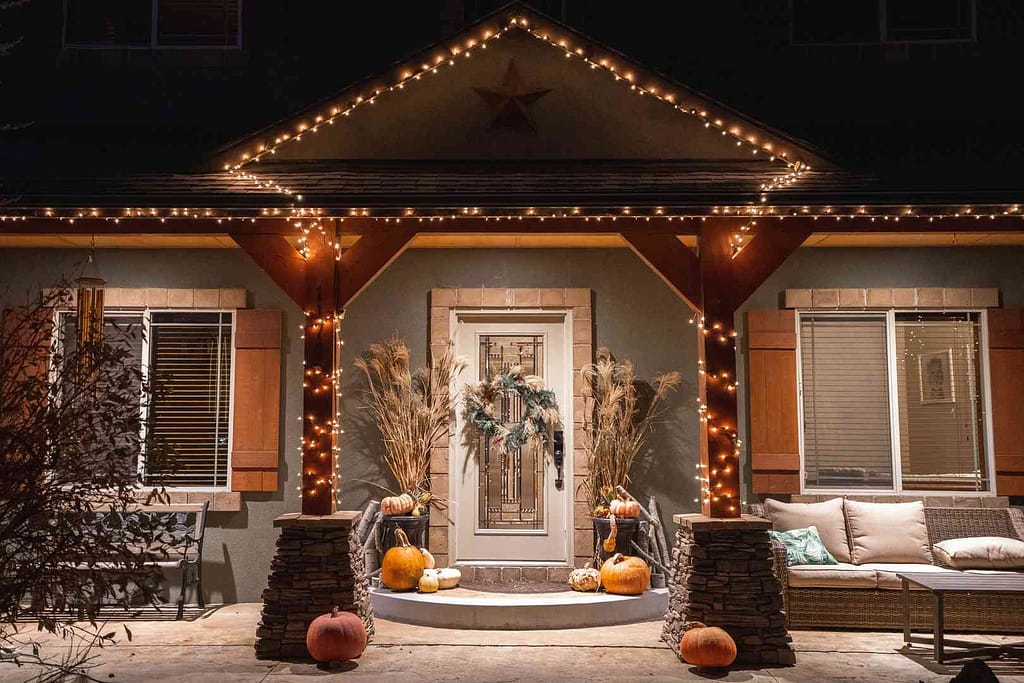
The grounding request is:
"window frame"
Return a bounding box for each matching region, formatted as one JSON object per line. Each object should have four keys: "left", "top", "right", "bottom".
{"left": 62, "top": 0, "right": 244, "bottom": 51}
{"left": 789, "top": 0, "right": 977, "bottom": 47}
{"left": 795, "top": 308, "right": 996, "bottom": 496}
{"left": 54, "top": 306, "right": 235, "bottom": 492}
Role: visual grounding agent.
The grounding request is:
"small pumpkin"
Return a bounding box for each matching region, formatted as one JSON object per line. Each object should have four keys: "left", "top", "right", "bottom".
{"left": 420, "top": 547, "right": 436, "bottom": 569}
{"left": 567, "top": 567, "right": 601, "bottom": 592}
{"left": 381, "top": 527, "right": 425, "bottom": 590}
{"left": 679, "top": 622, "right": 737, "bottom": 670}
{"left": 436, "top": 567, "right": 461, "bottom": 589}
{"left": 602, "top": 514, "right": 618, "bottom": 553}
{"left": 305, "top": 606, "right": 367, "bottom": 663}
{"left": 381, "top": 493, "right": 415, "bottom": 516}
{"left": 600, "top": 553, "right": 650, "bottom": 595}
{"left": 610, "top": 498, "right": 641, "bottom": 518}
{"left": 418, "top": 569, "right": 439, "bottom": 593}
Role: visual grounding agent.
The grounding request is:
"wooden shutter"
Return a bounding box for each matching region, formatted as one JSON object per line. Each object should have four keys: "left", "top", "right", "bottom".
{"left": 231, "top": 310, "right": 282, "bottom": 492}
{"left": 747, "top": 309, "right": 801, "bottom": 494}
{"left": 988, "top": 308, "right": 1024, "bottom": 496}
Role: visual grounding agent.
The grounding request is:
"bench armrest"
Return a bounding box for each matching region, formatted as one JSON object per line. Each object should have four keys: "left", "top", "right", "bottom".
{"left": 1009, "top": 507, "right": 1024, "bottom": 542}
{"left": 770, "top": 535, "right": 790, "bottom": 617}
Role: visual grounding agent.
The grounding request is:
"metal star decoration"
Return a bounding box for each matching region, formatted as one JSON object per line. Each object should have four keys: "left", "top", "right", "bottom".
{"left": 472, "top": 58, "right": 551, "bottom": 132}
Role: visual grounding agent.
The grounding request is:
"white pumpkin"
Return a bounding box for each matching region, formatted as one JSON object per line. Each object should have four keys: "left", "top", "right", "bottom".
{"left": 567, "top": 568, "right": 601, "bottom": 592}
{"left": 420, "top": 547, "right": 436, "bottom": 569}
{"left": 435, "top": 567, "right": 461, "bottom": 590}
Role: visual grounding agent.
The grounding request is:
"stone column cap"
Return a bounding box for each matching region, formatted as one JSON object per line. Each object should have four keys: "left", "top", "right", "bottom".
{"left": 273, "top": 511, "right": 361, "bottom": 527}
{"left": 673, "top": 513, "right": 770, "bottom": 530}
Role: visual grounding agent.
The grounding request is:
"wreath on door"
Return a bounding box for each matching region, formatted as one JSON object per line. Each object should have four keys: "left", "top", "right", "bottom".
{"left": 462, "top": 366, "right": 561, "bottom": 453}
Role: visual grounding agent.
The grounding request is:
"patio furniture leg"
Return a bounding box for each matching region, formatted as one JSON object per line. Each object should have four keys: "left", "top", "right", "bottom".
{"left": 196, "top": 562, "right": 205, "bottom": 609}
{"left": 933, "top": 592, "right": 945, "bottom": 664}
{"left": 902, "top": 577, "right": 911, "bottom": 644}
{"left": 177, "top": 564, "right": 188, "bottom": 620}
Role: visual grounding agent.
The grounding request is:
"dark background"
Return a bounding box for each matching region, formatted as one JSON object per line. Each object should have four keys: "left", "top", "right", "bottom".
{"left": 2, "top": 1, "right": 1022, "bottom": 186}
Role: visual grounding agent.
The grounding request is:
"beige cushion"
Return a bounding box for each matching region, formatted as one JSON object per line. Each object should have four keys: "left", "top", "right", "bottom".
{"left": 844, "top": 500, "right": 932, "bottom": 564}
{"left": 764, "top": 498, "right": 851, "bottom": 563}
{"left": 787, "top": 563, "right": 878, "bottom": 589}
{"left": 933, "top": 537, "right": 1024, "bottom": 569}
{"left": 861, "top": 563, "right": 959, "bottom": 590}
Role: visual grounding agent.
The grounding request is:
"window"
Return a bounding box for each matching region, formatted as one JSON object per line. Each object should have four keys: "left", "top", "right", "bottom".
{"left": 798, "top": 310, "right": 989, "bottom": 493}
{"left": 57, "top": 309, "right": 233, "bottom": 489}
{"left": 791, "top": 0, "right": 975, "bottom": 45}
{"left": 64, "top": 0, "right": 241, "bottom": 49}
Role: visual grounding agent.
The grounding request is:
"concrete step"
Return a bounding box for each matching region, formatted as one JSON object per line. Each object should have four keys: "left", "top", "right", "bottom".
{"left": 370, "top": 585, "right": 669, "bottom": 630}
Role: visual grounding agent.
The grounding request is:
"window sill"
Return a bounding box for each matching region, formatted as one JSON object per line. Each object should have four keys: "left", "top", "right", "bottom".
{"left": 133, "top": 490, "right": 241, "bottom": 512}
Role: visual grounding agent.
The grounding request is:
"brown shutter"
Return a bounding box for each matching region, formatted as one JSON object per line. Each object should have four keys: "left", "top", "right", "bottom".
{"left": 231, "top": 309, "right": 282, "bottom": 492}
{"left": 988, "top": 308, "right": 1024, "bottom": 496}
{"left": 747, "top": 309, "right": 801, "bottom": 494}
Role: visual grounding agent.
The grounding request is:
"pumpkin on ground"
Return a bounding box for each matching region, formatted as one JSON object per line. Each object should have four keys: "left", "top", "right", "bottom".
{"left": 419, "top": 569, "right": 439, "bottom": 593}
{"left": 381, "top": 493, "right": 415, "bottom": 516}
{"left": 567, "top": 568, "right": 601, "bottom": 592}
{"left": 679, "top": 622, "right": 737, "bottom": 669}
{"left": 599, "top": 553, "right": 650, "bottom": 595}
{"left": 381, "top": 527, "right": 425, "bottom": 590}
{"left": 610, "top": 498, "right": 641, "bottom": 518}
{"left": 435, "top": 567, "right": 461, "bottom": 589}
{"left": 305, "top": 606, "right": 367, "bottom": 663}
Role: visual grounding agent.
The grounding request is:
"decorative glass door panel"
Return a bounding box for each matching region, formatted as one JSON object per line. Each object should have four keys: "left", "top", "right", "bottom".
{"left": 452, "top": 314, "right": 570, "bottom": 564}
{"left": 478, "top": 335, "right": 545, "bottom": 531}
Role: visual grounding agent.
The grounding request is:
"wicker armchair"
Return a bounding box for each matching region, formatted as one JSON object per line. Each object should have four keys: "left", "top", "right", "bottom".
{"left": 764, "top": 505, "right": 1024, "bottom": 632}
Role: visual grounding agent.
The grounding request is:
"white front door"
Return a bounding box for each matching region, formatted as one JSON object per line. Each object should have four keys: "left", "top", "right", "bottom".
{"left": 451, "top": 311, "right": 572, "bottom": 564}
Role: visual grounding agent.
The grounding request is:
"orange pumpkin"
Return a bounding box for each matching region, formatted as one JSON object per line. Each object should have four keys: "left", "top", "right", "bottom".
{"left": 679, "top": 622, "right": 737, "bottom": 669}
{"left": 306, "top": 606, "right": 367, "bottom": 663}
{"left": 599, "top": 553, "right": 650, "bottom": 595}
{"left": 381, "top": 527, "right": 425, "bottom": 590}
{"left": 610, "top": 498, "right": 641, "bottom": 518}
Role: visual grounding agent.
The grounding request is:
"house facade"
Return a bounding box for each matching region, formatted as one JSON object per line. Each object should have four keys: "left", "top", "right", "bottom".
{"left": 2, "top": 2, "right": 1023, "bottom": 604}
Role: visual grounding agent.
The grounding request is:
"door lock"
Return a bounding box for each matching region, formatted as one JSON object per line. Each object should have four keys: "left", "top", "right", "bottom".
{"left": 553, "top": 430, "right": 565, "bottom": 490}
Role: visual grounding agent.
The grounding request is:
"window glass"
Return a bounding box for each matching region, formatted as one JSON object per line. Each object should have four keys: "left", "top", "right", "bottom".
{"left": 800, "top": 314, "right": 894, "bottom": 489}
{"left": 895, "top": 312, "right": 987, "bottom": 491}
{"left": 887, "top": 0, "right": 974, "bottom": 41}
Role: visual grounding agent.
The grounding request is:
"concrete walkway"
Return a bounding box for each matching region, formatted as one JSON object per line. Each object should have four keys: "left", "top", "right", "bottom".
{"left": 3, "top": 603, "right": 1024, "bottom": 682}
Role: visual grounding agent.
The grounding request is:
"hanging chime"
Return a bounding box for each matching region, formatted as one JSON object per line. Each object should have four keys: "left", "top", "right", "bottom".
{"left": 75, "top": 275, "right": 105, "bottom": 375}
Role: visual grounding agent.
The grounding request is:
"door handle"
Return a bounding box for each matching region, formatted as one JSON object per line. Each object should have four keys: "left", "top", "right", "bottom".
{"left": 553, "top": 430, "right": 565, "bottom": 490}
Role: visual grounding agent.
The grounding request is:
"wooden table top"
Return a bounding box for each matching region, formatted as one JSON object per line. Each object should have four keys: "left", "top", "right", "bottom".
{"left": 897, "top": 571, "right": 1024, "bottom": 593}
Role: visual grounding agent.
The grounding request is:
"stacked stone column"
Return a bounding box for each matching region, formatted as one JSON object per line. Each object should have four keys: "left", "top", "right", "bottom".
{"left": 255, "top": 512, "right": 374, "bottom": 659}
{"left": 662, "top": 514, "right": 794, "bottom": 666}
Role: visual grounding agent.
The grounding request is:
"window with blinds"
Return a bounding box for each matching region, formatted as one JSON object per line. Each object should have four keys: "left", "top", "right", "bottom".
{"left": 64, "top": 0, "right": 241, "bottom": 48}
{"left": 800, "top": 314, "right": 894, "bottom": 489}
{"left": 146, "top": 312, "right": 232, "bottom": 488}
{"left": 799, "top": 311, "right": 990, "bottom": 493}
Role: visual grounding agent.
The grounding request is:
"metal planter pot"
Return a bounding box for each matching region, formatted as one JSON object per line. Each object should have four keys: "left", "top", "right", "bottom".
{"left": 380, "top": 513, "right": 429, "bottom": 554}
{"left": 591, "top": 516, "right": 641, "bottom": 565}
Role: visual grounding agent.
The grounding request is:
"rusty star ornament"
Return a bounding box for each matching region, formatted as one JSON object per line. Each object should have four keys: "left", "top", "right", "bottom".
{"left": 472, "top": 58, "right": 551, "bottom": 132}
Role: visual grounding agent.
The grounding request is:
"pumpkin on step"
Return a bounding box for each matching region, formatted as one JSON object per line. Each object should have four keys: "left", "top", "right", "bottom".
{"left": 305, "top": 606, "right": 367, "bottom": 663}
{"left": 435, "top": 567, "right": 461, "bottom": 589}
{"left": 381, "top": 527, "right": 425, "bottom": 590}
{"left": 610, "top": 498, "right": 641, "bottom": 519}
{"left": 381, "top": 493, "right": 415, "bottom": 516}
{"left": 420, "top": 547, "right": 436, "bottom": 569}
{"left": 418, "top": 569, "right": 439, "bottom": 593}
{"left": 599, "top": 553, "right": 650, "bottom": 595}
{"left": 679, "top": 622, "right": 737, "bottom": 670}
{"left": 567, "top": 568, "right": 601, "bottom": 592}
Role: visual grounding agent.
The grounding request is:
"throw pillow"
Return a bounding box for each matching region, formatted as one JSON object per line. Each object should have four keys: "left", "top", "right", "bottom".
{"left": 769, "top": 526, "right": 839, "bottom": 567}
{"left": 844, "top": 499, "right": 932, "bottom": 564}
{"left": 764, "top": 497, "right": 852, "bottom": 563}
{"left": 933, "top": 536, "right": 1024, "bottom": 569}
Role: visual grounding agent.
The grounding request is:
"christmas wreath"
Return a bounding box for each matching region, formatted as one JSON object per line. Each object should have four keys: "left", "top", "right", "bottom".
{"left": 462, "top": 366, "right": 561, "bottom": 453}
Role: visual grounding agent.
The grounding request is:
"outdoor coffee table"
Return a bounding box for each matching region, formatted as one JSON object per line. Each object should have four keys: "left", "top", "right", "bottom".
{"left": 898, "top": 571, "right": 1024, "bottom": 664}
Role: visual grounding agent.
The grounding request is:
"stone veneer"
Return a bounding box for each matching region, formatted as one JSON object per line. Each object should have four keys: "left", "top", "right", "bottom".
{"left": 429, "top": 288, "right": 594, "bottom": 569}
{"left": 662, "top": 514, "right": 794, "bottom": 666}
{"left": 255, "top": 512, "right": 374, "bottom": 660}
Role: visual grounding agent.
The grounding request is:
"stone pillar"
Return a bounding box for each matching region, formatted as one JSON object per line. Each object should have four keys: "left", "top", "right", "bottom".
{"left": 662, "top": 514, "right": 794, "bottom": 666}
{"left": 255, "top": 512, "right": 374, "bottom": 660}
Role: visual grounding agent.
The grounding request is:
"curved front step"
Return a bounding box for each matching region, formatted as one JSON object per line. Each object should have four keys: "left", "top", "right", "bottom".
{"left": 370, "top": 586, "right": 668, "bottom": 630}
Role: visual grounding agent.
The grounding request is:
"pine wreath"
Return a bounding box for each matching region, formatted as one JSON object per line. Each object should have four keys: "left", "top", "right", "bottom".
{"left": 462, "top": 366, "right": 561, "bottom": 453}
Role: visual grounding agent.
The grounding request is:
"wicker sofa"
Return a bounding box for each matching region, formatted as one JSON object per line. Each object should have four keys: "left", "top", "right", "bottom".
{"left": 756, "top": 499, "right": 1024, "bottom": 632}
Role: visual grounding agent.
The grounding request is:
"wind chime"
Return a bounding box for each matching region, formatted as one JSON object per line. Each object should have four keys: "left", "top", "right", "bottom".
{"left": 75, "top": 244, "right": 106, "bottom": 376}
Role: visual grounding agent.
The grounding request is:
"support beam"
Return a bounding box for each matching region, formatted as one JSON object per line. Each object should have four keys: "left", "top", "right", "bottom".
{"left": 620, "top": 232, "right": 701, "bottom": 311}
{"left": 697, "top": 219, "right": 813, "bottom": 518}
{"left": 231, "top": 233, "right": 307, "bottom": 307}
{"left": 337, "top": 225, "right": 418, "bottom": 308}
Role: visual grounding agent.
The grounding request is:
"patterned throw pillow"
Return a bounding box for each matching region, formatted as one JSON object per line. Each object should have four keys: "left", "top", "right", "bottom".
{"left": 769, "top": 526, "right": 839, "bottom": 566}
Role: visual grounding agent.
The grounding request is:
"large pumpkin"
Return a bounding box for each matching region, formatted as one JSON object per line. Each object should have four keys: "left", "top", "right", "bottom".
{"left": 599, "top": 553, "right": 650, "bottom": 595}
{"left": 306, "top": 607, "right": 367, "bottom": 663}
{"left": 381, "top": 527, "right": 425, "bottom": 590}
{"left": 679, "top": 622, "right": 737, "bottom": 669}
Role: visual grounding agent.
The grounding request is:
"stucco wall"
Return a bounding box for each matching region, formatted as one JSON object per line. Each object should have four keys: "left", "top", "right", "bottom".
{"left": 2, "top": 245, "right": 1020, "bottom": 601}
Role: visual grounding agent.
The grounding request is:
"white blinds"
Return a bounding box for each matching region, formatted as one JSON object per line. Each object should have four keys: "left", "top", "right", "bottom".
{"left": 895, "top": 313, "right": 987, "bottom": 491}
{"left": 800, "top": 314, "right": 894, "bottom": 489}
{"left": 146, "top": 312, "right": 232, "bottom": 487}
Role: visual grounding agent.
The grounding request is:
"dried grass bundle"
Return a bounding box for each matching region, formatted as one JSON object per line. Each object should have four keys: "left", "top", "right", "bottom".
{"left": 581, "top": 347, "right": 681, "bottom": 509}
{"left": 355, "top": 337, "right": 466, "bottom": 495}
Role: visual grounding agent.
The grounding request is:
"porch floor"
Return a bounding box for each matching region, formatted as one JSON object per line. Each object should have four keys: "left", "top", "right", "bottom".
{"left": 5, "top": 603, "right": 1024, "bottom": 682}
